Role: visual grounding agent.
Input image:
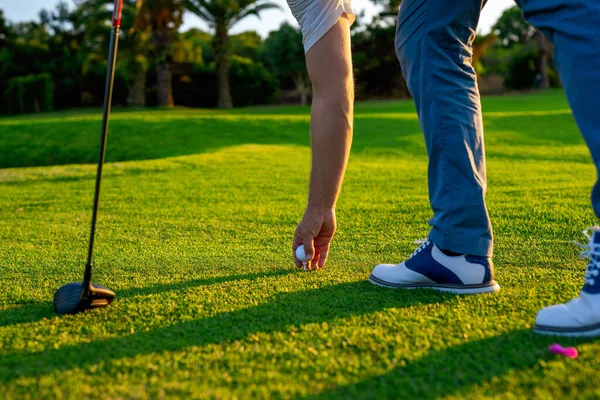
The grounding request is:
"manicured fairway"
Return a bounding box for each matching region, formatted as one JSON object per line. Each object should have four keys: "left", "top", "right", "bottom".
{"left": 1, "top": 90, "right": 598, "bottom": 398}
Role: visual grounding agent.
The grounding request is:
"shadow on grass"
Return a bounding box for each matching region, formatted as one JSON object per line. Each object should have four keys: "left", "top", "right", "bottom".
{"left": 0, "top": 302, "right": 53, "bottom": 329}
{"left": 0, "top": 280, "right": 455, "bottom": 384}
{"left": 0, "top": 269, "right": 296, "bottom": 328}
{"left": 1, "top": 107, "right": 583, "bottom": 170}
{"left": 304, "top": 329, "right": 572, "bottom": 399}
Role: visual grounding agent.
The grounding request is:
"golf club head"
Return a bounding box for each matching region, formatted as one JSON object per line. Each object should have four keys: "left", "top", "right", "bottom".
{"left": 54, "top": 282, "right": 115, "bottom": 315}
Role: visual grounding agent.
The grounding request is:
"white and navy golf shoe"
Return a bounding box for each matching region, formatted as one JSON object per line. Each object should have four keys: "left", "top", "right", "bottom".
{"left": 369, "top": 239, "right": 500, "bottom": 294}
{"left": 534, "top": 227, "right": 600, "bottom": 337}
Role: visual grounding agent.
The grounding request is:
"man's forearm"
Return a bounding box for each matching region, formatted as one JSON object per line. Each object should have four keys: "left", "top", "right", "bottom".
{"left": 308, "top": 96, "right": 353, "bottom": 210}
{"left": 305, "top": 15, "right": 354, "bottom": 211}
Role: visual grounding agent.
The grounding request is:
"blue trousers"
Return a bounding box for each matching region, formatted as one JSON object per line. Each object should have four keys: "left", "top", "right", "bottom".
{"left": 396, "top": 0, "right": 600, "bottom": 257}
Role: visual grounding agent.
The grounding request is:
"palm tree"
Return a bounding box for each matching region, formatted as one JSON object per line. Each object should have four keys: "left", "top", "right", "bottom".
{"left": 135, "top": 0, "right": 186, "bottom": 107}
{"left": 186, "top": 0, "right": 280, "bottom": 108}
{"left": 75, "top": 0, "right": 151, "bottom": 107}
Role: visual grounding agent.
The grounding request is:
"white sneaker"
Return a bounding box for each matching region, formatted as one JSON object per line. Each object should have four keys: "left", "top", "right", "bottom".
{"left": 369, "top": 239, "right": 500, "bottom": 294}
{"left": 534, "top": 227, "right": 600, "bottom": 337}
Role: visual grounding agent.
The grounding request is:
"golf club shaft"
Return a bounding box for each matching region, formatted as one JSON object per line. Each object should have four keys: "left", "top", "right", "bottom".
{"left": 84, "top": 0, "right": 124, "bottom": 285}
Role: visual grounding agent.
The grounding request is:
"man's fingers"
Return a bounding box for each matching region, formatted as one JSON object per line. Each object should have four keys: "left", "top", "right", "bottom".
{"left": 310, "top": 249, "right": 321, "bottom": 271}
{"left": 301, "top": 236, "right": 315, "bottom": 262}
{"left": 292, "top": 238, "right": 303, "bottom": 268}
{"left": 318, "top": 244, "right": 330, "bottom": 268}
{"left": 292, "top": 239, "right": 300, "bottom": 253}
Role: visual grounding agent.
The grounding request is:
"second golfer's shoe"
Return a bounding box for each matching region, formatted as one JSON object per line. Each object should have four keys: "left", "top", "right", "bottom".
{"left": 369, "top": 239, "right": 500, "bottom": 294}
{"left": 534, "top": 227, "right": 600, "bottom": 337}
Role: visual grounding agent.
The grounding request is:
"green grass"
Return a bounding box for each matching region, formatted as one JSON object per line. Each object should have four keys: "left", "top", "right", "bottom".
{"left": 1, "top": 89, "right": 598, "bottom": 398}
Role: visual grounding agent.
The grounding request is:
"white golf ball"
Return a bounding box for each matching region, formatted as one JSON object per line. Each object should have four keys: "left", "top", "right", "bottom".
{"left": 296, "top": 245, "right": 310, "bottom": 262}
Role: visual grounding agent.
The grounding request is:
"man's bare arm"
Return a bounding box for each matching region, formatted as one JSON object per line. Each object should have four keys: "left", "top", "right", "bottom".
{"left": 293, "top": 15, "right": 354, "bottom": 270}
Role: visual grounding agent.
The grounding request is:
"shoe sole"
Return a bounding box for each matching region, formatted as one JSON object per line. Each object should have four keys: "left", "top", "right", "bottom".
{"left": 533, "top": 323, "right": 600, "bottom": 338}
{"left": 368, "top": 274, "right": 501, "bottom": 294}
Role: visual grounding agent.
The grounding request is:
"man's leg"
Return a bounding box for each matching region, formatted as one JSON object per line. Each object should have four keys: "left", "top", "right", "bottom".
{"left": 369, "top": 0, "right": 499, "bottom": 294}
{"left": 520, "top": 0, "right": 600, "bottom": 336}
{"left": 397, "top": 0, "right": 492, "bottom": 258}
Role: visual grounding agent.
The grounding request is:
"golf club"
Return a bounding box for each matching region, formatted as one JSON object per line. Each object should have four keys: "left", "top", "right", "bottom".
{"left": 54, "top": 0, "right": 124, "bottom": 315}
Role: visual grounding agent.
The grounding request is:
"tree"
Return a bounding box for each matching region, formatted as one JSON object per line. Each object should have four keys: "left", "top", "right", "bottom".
{"left": 19, "top": 4, "right": 83, "bottom": 109}
{"left": 493, "top": 6, "right": 535, "bottom": 48}
{"left": 493, "top": 6, "right": 550, "bottom": 89}
{"left": 352, "top": 21, "right": 409, "bottom": 99}
{"left": 173, "top": 29, "right": 208, "bottom": 64}
{"left": 178, "top": 28, "right": 214, "bottom": 62}
{"left": 74, "top": 0, "right": 152, "bottom": 106}
{"left": 0, "top": 10, "right": 12, "bottom": 47}
{"left": 185, "top": 0, "right": 280, "bottom": 108}
{"left": 0, "top": 10, "right": 16, "bottom": 108}
{"left": 472, "top": 32, "right": 497, "bottom": 76}
{"left": 231, "top": 31, "right": 262, "bottom": 60}
{"left": 370, "top": 0, "right": 401, "bottom": 19}
{"left": 0, "top": 10, "right": 16, "bottom": 81}
{"left": 135, "top": 0, "right": 186, "bottom": 107}
{"left": 263, "top": 23, "right": 309, "bottom": 105}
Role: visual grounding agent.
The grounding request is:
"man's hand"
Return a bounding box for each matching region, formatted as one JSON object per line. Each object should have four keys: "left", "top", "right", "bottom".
{"left": 293, "top": 208, "right": 336, "bottom": 270}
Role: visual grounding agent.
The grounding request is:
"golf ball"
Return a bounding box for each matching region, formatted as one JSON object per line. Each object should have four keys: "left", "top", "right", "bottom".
{"left": 296, "top": 245, "right": 310, "bottom": 262}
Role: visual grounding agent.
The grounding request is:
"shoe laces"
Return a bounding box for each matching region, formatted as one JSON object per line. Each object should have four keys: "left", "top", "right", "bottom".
{"left": 410, "top": 239, "right": 430, "bottom": 259}
{"left": 573, "top": 227, "right": 600, "bottom": 287}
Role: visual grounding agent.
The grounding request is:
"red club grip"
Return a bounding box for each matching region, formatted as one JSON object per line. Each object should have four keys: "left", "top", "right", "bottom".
{"left": 112, "top": 0, "right": 124, "bottom": 28}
